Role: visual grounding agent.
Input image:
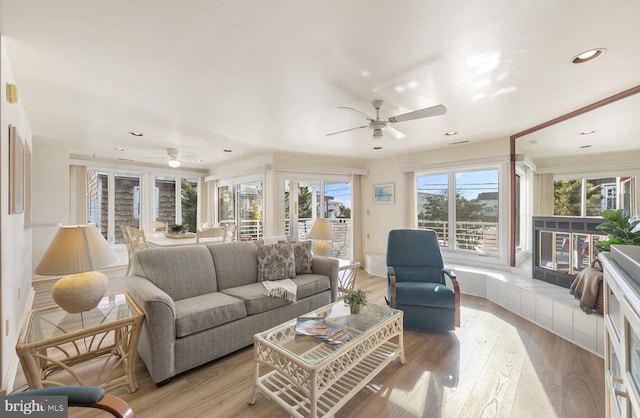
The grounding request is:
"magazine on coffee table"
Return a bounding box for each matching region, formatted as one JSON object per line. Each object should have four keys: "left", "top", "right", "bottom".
{"left": 295, "top": 316, "right": 352, "bottom": 344}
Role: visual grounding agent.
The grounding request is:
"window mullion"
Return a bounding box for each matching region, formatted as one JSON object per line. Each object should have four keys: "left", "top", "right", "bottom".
{"left": 448, "top": 171, "right": 456, "bottom": 251}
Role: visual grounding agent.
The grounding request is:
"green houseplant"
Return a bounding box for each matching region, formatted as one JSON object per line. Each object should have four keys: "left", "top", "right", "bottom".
{"left": 169, "top": 223, "right": 186, "bottom": 235}
{"left": 343, "top": 288, "right": 368, "bottom": 314}
{"left": 595, "top": 209, "right": 640, "bottom": 252}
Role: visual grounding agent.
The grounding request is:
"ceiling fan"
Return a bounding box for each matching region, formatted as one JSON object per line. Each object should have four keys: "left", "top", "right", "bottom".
{"left": 144, "top": 148, "right": 201, "bottom": 168}
{"left": 326, "top": 100, "right": 447, "bottom": 140}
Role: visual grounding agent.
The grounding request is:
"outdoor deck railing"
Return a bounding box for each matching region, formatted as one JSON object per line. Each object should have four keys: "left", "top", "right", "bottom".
{"left": 231, "top": 218, "right": 496, "bottom": 255}
{"left": 418, "top": 220, "right": 499, "bottom": 254}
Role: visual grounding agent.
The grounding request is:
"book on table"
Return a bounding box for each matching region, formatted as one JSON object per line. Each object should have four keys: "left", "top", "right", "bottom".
{"left": 294, "top": 316, "right": 352, "bottom": 344}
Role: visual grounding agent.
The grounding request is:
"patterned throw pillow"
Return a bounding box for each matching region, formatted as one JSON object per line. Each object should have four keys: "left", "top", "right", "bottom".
{"left": 292, "top": 240, "right": 313, "bottom": 274}
{"left": 257, "top": 243, "right": 296, "bottom": 281}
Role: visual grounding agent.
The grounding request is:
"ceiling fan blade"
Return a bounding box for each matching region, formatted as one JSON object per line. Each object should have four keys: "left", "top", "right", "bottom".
{"left": 385, "top": 126, "right": 406, "bottom": 140}
{"left": 338, "top": 106, "right": 375, "bottom": 121}
{"left": 325, "top": 125, "right": 368, "bottom": 136}
{"left": 388, "top": 104, "right": 447, "bottom": 123}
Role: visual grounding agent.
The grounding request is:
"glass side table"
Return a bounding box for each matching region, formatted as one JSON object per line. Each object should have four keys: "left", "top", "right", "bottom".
{"left": 16, "top": 293, "right": 144, "bottom": 393}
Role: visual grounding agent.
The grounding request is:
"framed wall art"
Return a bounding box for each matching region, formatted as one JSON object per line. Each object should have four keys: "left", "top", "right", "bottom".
{"left": 373, "top": 183, "right": 394, "bottom": 204}
{"left": 9, "top": 125, "right": 25, "bottom": 214}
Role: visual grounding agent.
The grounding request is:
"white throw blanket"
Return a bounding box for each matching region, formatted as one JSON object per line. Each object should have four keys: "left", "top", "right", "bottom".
{"left": 262, "top": 279, "right": 297, "bottom": 302}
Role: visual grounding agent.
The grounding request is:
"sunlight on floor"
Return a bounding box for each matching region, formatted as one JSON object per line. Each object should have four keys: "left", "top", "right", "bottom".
{"left": 388, "top": 370, "right": 431, "bottom": 416}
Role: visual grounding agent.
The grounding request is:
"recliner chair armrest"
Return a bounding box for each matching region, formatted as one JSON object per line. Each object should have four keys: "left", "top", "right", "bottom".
{"left": 442, "top": 268, "right": 456, "bottom": 279}
{"left": 387, "top": 266, "right": 397, "bottom": 309}
{"left": 441, "top": 268, "right": 460, "bottom": 327}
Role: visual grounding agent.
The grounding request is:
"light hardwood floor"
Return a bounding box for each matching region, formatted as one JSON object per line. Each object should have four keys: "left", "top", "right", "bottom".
{"left": 24, "top": 266, "right": 605, "bottom": 418}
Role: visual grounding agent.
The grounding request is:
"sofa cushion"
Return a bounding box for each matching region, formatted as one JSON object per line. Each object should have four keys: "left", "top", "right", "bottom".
{"left": 207, "top": 242, "right": 259, "bottom": 290}
{"left": 292, "top": 274, "right": 331, "bottom": 299}
{"left": 131, "top": 246, "right": 217, "bottom": 301}
{"left": 221, "top": 283, "right": 290, "bottom": 315}
{"left": 174, "top": 292, "right": 247, "bottom": 338}
{"left": 257, "top": 243, "right": 296, "bottom": 281}
{"left": 292, "top": 240, "right": 313, "bottom": 274}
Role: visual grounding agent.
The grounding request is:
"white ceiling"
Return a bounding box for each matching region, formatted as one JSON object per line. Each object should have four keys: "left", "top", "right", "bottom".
{"left": 1, "top": 0, "right": 639, "bottom": 169}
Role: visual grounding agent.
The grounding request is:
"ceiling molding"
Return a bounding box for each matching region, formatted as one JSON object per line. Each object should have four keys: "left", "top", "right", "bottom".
{"left": 205, "top": 165, "right": 271, "bottom": 182}
{"left": 271, "top": 164, "right": 368, "bottom": 176}
{"left": 401, "top": 154, "right": 510, "bottom": 173}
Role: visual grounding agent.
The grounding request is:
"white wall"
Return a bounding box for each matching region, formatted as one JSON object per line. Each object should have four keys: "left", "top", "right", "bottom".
{"left": 31, "top": 141, "right": 70, "bottom": 269}
{"left": 1, "top": 37, "right": 34, "bottom": 392}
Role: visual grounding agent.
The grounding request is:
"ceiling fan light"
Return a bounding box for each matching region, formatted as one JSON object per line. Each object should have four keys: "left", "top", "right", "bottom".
{"left": 168, "top": 158, "right": 181, "bottom": 168}
{"left": 373, "top": 128, "right": 383, "bottom": 138}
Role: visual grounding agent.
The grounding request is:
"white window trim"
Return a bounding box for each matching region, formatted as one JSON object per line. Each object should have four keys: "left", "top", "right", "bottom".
{"left": 415, "top": 160, "right": 509, "bottom": 266}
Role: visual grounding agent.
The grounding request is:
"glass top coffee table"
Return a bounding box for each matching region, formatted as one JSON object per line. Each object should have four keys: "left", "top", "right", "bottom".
{"left": 248, "top": 302, "right": 405, "bottom": 417}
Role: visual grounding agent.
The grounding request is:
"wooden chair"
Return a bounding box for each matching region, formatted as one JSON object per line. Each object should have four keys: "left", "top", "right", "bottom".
{"left": 223, "top": 223, "right": 236, "bottom": 242}
{"left": 331, "top": 222, "right": 349, "bottom": 257}
{"left": 145, "top": 221, "right": 167, "bottom": 234}
{"left": 196, "top": 227, "right": 227, "bottom": 243}
{"left": 12, "top": 386, "right": 135, "bottom": 417}
{"left": 128, "top": 226, "right": 149, "bottom": 252}
{"left": 120, "top": 225, "right": 134, "bottom": 275}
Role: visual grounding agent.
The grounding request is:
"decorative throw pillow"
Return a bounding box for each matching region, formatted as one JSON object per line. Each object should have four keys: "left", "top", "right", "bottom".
{"left": 257, "top": 243, "right": 295, "bottom": 281}
{"left": 292, "top": 240, "right": 313, "bottom": 274}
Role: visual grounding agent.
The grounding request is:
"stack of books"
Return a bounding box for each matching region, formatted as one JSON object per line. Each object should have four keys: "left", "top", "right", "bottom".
{"left": 294, "top": 317, "right": 352, "bottom": 344}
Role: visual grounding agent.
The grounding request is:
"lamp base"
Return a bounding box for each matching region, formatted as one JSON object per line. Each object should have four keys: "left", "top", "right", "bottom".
{"left": 312, "top": 240, "right": 332, "bottom": 257}
{"left": 52, "top": 271, "right": 109, "bottom": 313}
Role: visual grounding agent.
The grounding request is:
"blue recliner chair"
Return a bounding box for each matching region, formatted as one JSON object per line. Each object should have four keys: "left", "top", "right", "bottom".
{"left": 386, "top": 229, "right": 460, "bottom": 330}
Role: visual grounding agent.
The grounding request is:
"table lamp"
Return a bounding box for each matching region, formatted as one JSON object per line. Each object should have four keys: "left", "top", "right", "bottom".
{"left": 307, "top": 218, "right": 335, "bottom": 256}
{"left": 35, "top": 224, "right": 119, "bottom": 313}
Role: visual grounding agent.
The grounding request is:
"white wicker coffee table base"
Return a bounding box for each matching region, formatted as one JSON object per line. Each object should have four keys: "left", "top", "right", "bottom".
{"left": 248, "top": 304, "right": 405, "bottom": 418}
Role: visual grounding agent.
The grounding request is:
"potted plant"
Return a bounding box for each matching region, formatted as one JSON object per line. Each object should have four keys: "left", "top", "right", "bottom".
{"left": 169, "top": 223, "right": 186, "bottom": 236}
{"left": 596, "top": 209, "right": 640, "bottom": 252}
{"left": 343, "top": 288, "right": 368, "bottom": 314}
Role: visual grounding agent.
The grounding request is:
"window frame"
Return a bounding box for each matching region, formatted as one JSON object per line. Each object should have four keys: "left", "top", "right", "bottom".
{"left": 415, "top": 161, "right": 509, "bottom": 265}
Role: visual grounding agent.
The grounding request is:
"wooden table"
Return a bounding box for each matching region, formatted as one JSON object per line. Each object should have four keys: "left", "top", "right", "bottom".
{"left": 16, "top": 293, "right": 144, "bottom": 393}
{"left": 249, "top": 302, "right": 405, "bottom": 417}
{"left": 146, "top": 233, "right": 223, "bottom": 247}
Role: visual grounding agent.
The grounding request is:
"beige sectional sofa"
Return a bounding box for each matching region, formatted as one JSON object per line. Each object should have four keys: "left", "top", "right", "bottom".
{"left": 125, "top": 241, "right": 339, "bottom": 384}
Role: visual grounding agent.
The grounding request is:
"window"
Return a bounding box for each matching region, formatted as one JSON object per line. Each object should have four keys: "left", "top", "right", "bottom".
{"left": 416, "top": 173, "right": 448, "bottom": 246}
{"left": 283, "top": 177, "right": 353, "bottom": 258}
{"left": 416, "top": 167, "right": 500, "bottom": 256}
{"left": 87, "top": 170, "right": 141, "bottom": 244}
{"left": 553, "top": 176, "right": 619, "bottom": 216}
{"left": 217, "top": 180, "right": 263, "bottom": 240}
{"left": 85, "top": 168, "right": 200, "bottom": 244}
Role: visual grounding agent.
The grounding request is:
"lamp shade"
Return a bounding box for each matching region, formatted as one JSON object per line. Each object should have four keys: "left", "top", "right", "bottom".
{"left": 307, "top": 218, "right": 335, "bottom": 241}
{"left": 35, "top": 224, "right": 119, "bottom": 275}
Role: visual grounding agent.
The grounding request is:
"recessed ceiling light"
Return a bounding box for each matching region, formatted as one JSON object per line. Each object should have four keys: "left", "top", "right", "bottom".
{"left": 449, "top": 140, "right": 469, "bottom": 145}
{"left": 571, "top": 48, "right": 606, "bottom": 64}
{"left": 223, "top": 149, "right": 233, "bottom": 153}
{"left": 445, "top": 131, "right": 458, "bottom": 136}
{"left": 113, "top": 147, "right": 125, "bottom": 151}
{"left": 373, "top": 146, "right": 382, "bottom": 150}
{"left": 580, "top": 130, "right": 596, "bottom": 135}
{"left": 580, "top": 145, "right": 593, "bottom": 149}
{"left": 129, "top": 131, "right": 143, "bottom": 137}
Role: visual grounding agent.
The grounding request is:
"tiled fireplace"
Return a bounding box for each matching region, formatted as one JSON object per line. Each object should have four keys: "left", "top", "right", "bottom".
{"left": 532, "top": 216, "right": 606, "bottom": 288}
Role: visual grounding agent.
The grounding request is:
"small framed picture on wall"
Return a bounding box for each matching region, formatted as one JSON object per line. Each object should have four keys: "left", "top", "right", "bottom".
{"left": 9, "top": 125, "right": 25, "bottom": 214}
{"left": 373, "top": 183, "right": 394, "bottom": 205}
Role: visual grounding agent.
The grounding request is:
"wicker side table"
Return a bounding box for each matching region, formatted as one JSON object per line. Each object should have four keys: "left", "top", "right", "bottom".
{"left": 16, "top": 293, "right": 144, "bottom": 393}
